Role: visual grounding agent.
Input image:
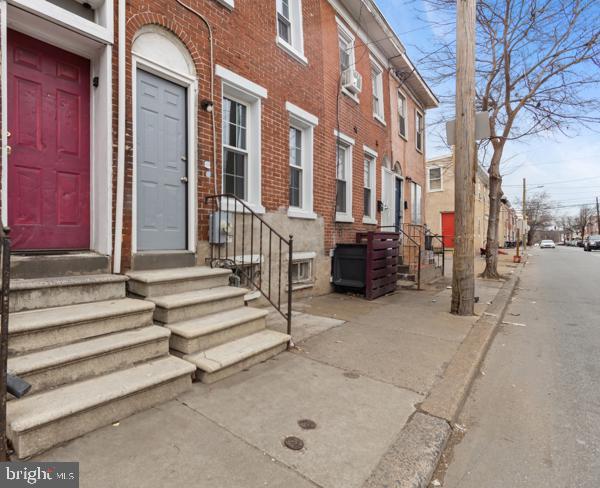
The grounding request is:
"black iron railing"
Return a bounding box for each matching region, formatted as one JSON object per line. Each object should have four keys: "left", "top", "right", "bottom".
{"left": 0, "top": 227, "right": 10, "bottom": 461}
{"left": 205, "top": 194, "right": 293, "bottom": 339}
{"left": 378, "top": 225, "right": 423, "bottom": 289}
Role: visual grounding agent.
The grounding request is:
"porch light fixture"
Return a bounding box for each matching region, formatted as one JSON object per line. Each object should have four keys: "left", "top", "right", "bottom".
{"left": 201, "top": 100, "right": 214, "bottom": 113}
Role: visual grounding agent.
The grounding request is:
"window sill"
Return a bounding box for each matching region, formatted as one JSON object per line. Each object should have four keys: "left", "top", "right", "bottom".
{"left": 276, "top": 38, "right": 308, "bottom": 65}
{"left": 219, "top": 197, "right": 265, "bottom": 215}
{"left": 288, "top": 207, "right": 317, "bottom": 220}
{"left": 292, "top": 251, "right": 317, "bottom": 260}
{"left": 362, "top": 216, "right": 377, "bottom": 225}
{"left": 398, "top": 132, "right": 408, "bottom": 141}
{"left": 416, "top": 147, "right": 424, "bottom": 154}
{"left": 341, "top": 88, "right": 360, "bottom": 104}
{"left": 428, "top": 188, "right": 444, "bottom": 193}
{"left": 335, "top": 213, "right": 355, "bottom": 223}
{"left": 289, "top": 283, "right": 314, "bottom": 292}
{"left": 215, "top": 0, "right": 234, "bottom": 9}
{"left": 373, "top": 114, "right": 386, "bottom": 126}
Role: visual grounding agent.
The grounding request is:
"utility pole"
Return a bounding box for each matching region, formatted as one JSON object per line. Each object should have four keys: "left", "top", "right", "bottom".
{"left": 522, "top": 178, "right": 527, "bottom": 251}
{"left": 451, "top": 0, "right": 477, "bottom": 316}
{"left": 596, "top": 197, "right": 600, "bottom": 234}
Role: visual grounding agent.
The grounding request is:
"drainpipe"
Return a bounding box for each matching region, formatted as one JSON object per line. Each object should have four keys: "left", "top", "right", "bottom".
{"left": 113, "top": 0, "right": 126, "bottom": 273}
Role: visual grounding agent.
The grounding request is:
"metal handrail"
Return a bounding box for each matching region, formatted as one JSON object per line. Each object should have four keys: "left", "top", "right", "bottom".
{"left": 205, "top": 194, "right": 293, "bottom": 339}
{"left": 378, "top": 225, "right": 423, "bottom": 289}
{"left": 429, "top": 233, "right": 446, "bottom": 276}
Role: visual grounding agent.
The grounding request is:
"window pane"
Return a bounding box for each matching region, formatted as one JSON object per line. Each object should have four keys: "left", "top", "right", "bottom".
{"left": 224, "top": 149, "right": 246, "bottom": 200}
{"left": 336, "top": 180, "right": 346, "bottom": 213}
{"left": 289, "top": 167, "right": 302, "bottom": 207}
{"left": 364, "top": 158, "right": 371, "bottom": 188}
{"left": 364, "top": 188, "right": 371, "bottom": 217}
{"left": 339, "top": 38, "right": 350, "bottom": 71}
{"left": 281, "top": 0, "right": 290, "bottom": 18}
{"left": 278, "top": 16, "right": 291, "bottom": 43}
{"left": 336, "top": 146, "right": 346, "bottom": 180}
{"left": 289, "top": 127, "right": 302, "bottom": 167}
{"left": 223, "top": 98, "right": 247, "bottom": 150}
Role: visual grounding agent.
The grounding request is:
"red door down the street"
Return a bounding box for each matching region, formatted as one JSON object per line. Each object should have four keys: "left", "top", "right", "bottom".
{"left": 7, "top": 30, "right": 91, "bottom": 251}
{"left": 441, "top": 212, "right": 455, "bottom": 249}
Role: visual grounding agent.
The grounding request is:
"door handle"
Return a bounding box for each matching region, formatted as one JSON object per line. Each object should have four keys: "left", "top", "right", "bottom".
{"left": 180, "top": 176, "right": 188, "bottom": 183}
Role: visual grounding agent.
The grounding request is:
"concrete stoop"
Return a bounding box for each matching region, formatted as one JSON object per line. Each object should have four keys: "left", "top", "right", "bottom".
{"left": 127, "top": 267, "right": 290, "bottom": 384}
{"left": 6, "top": 259, "right": 194, "bottom": 459}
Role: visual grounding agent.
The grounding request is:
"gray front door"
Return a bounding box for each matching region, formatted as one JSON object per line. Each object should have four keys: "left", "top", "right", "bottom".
{"left": 136, "top": 69, "right": 187, "bottom": 251}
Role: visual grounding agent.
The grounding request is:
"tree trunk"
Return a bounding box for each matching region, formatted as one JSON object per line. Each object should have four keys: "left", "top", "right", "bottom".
{"left": 451, "top": 0, "right": 477, "bottom": 316}
{"left": 481, "top": 142, "right": 504, "bottom": 279}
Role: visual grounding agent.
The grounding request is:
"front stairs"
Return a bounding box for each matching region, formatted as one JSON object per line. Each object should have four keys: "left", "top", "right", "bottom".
{"left": 126, "top": 266, "right": 290, "bottom": 384}
{"left": 6, "top": 260, "right": 194, "bottom": 459}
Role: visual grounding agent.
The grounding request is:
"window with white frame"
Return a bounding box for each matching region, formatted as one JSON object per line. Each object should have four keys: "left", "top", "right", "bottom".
{"left": 363, "top": 153, "right": 376, "bottom": 221}
{"left": 371, "top": 63, "right": 384, "bottom": 121}
{"left": 428, "top": 166, "right": 442, "bottom": 191}
{"left": 411, "top": 182, "right": 422, "bottom": 224}
{"left": 223, "top": 97, "right": 248, "bottom": 200}
{"left": 338, "top": 25, "right": 355, "bottom": 74}
{"left": 286, "top": 102, "right": 317, "bottom": 219}
{"left": 291, "top": 259, "right": 312, "bottom": 284}
{"left": 397, "top": 91, "right": 407, "bottom": 138}
{"left": 218, "top": 65, "right": 267, "bottom": 212}
{"left": 276, "top": 0, "right": 305, "bottom": 61}
{"left": 335, "top": 132, "right": 354, "bottom": 222}
{"left": 416, "top": 110, "right": 424, "bottom": 152}
{"left": 289, "top": 127, "right": 303, "bottom": 208}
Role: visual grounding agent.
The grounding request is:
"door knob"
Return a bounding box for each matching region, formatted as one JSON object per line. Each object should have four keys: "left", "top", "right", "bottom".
{"left": 180, "top": 176, "right": 188, "bottom": 183}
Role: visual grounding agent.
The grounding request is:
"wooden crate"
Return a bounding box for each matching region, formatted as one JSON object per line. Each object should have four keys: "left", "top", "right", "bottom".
{"left": 356, "top": 232, "right": 399, "bottom": 300}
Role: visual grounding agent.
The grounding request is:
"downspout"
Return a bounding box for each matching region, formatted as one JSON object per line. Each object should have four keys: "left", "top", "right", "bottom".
{"left": 1, "top": 0, "right": 7, "bottom": 227}
{"left": 176, "top": 0, "right": 217, "bottom": 195}
{"left": 113, "top": 0, "right": 126, "bottom": 273}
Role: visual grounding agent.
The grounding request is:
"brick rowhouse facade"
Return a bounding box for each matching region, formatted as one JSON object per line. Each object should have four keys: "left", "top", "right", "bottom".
{"left": 0, "top": 0, "right": 437, "bottom": 296}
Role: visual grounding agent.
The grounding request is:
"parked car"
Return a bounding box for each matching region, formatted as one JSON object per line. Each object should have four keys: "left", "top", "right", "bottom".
{"left": 584, "top": 235, "right": 600, "bottom": 252}
{"left": 540, "top": 240, "right": 556, "bottom": 249}
{"left": 577, "top": 240, "right": 585, "bottom": 247}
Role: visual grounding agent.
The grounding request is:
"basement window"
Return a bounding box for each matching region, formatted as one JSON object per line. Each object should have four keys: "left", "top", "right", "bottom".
{"left": 290, "top": 251, "right": 316, "bottom": 287}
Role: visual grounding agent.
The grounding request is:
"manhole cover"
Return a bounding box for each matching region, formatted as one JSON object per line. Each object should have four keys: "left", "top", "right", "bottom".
{"left": 298, "top": 419, "right": 317, "bottom": 430}
{"left": 344, "top": 371, "right": 360, "bottom": 379}
{"left": 284, "top": 436, "right": 304, "bottom": 450}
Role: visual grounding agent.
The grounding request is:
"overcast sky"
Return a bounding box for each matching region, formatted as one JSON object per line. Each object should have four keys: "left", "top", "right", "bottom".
{"left": 375, "top": 0, "right": 600, "bottom": 217}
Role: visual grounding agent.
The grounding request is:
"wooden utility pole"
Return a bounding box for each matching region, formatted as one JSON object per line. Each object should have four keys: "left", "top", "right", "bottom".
{"left": 522, "top": 178, "right": 527, "bottom": 250}
{"left": 596, "top": 197, "right": 600, "bottom": 234}
{"left": 451, "top": 0, "right": 477, "bottom": 315}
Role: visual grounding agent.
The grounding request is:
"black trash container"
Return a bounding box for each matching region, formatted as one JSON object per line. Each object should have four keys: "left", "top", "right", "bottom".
{"left": 332, "top": 243, "right": 366, "bottom": 292}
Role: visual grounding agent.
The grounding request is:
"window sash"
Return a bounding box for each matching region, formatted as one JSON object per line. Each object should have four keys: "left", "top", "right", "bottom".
{"left": 398, "top": 93, "right": 407, "bottom": 136}
{"left": 372, "top": 69, "right": 382, "bottom": 116}
{"left": 338, "top": 35, "right": 352, "bottom": 72}
{"left": 289, "top": 166, "right": 302, "bottom": 208}
{"left": 416, "top": 112, "right": 424, "bottom": 150}
{"left": 336, "top": 180, "right": 347, "bottom": 213}
{"left": 223, "top": 148, "right": 247, "bottom": 200}
{"left": 223, "top": 98, "right": 248, "bottom": 151}
{"left": 292, "top": 259, "right": 312, "bottom": 283}
{"left": 429, "top": 167, "right": 442, "bottom": 190}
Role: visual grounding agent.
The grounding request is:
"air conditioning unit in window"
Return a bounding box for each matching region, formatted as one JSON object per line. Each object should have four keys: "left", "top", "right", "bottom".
{"left": 341, "top": 69, "right": 363, "bottom": 95}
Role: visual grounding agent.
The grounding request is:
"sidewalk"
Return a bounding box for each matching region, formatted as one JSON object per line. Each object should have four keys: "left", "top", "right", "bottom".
{"left": 34, "top": 255, "right": 519, "bottom": 488}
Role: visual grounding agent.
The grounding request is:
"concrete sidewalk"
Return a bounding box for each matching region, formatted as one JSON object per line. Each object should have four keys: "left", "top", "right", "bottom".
{"left": 34, "top": 255, "right": 518, "bottom": 488}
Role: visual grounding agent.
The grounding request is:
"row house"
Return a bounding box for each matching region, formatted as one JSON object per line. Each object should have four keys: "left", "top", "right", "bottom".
{"left": 425, "top": 153, "right": 490, "bottom": 250}
{"left": 0, "top": 0, "right": 436, "bottom": 458}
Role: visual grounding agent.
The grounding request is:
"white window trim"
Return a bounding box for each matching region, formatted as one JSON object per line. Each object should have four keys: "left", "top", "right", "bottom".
{"left": 427, "top": 166, "right": 443, "bottom": 192}
{"left": 286, "top": 103, "right": 317, "bottom": 220}
{"left": 218, "top": 67, "right": 268, "bottom": 214}
{"left": 363, "top": 147, "right": 377, "bottom": 225}
{"left": 416, "top": 109, "right": 425, "bottom": 153}
{"left": 275, "top": 0, "right": 307, "bottom": 65}
{"left": 290, "top": 252, "right": 315, "bottom": 286}
{"left": 411, "top": 182, "right": 422, "bottom": 224}
{"left": 334, "top": 130, "right": 354, "bottom": 223}
{"left": 370, "top": 56, "right": 385, "bottom": 125}
{"left": 337, "top": 18, "right": 359, "bottom": 104}
{"left": 397, "top": 89, "right": 408, "bottom": 140}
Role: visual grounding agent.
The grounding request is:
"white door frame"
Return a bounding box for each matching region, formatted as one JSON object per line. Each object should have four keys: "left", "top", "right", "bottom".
{"left": 131, "top": 52, "right": 197, "bottom": 254}
{"left": 1, "top": 4, "right": 113, "bottom": 254}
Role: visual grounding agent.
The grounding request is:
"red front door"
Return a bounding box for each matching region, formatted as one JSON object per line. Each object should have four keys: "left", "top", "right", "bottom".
{"left": 7, "top": 30, "right": 90, "bottom": 251}
{"left": 441, "top": 212, "right": 455, "bottom": 249}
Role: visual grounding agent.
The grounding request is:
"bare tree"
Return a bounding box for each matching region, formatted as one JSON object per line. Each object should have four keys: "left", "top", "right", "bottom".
{"left": 559, "top": 214, "right": 576, "bottom": 241}
{"left": 418, "top": 0, "right": 600, "bottom": 278}
{"left": 516, "top": 191, "right": 554, "bottom": 245}
{"left": 575, "top": 205, "right": 594, "bottom": 238}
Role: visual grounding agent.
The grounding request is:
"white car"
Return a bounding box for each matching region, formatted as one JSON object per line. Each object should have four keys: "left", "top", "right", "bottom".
{"left": 540, "top": 240, "right": 556, "bottom": 249}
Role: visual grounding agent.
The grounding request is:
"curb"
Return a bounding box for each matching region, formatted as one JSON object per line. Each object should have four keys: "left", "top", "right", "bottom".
{"left": 362, "top": 264, "right": 523, "bottom": 488}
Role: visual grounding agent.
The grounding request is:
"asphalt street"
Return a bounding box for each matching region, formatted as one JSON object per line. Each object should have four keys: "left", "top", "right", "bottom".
{"left": 441, "top": 246, "right": 600, "bottom": 488}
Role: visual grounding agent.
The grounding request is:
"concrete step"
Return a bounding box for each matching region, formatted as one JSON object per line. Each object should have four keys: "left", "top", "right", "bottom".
{"left": 398, "top": 273, "right": 416, "bottom": 282}
{"left": 8, "top": 298, "right": 155, "bottom": 356}
{"left": 11, "top": 253, "right": 110, "bottom": 280}
{"left": 10, "top": 274, "right": 128, "bottom": 312}
{"left": 7, "top": 356, "right": 195, "bottom": 459}
{"left": 167, "top": 307, "right": 269, "bottom": 355}
{"left": 8, "top": 326, "right": 170, "bottom": 396}
{"left": 184, "top": 329, "right": 290, "bottom": 384}
{"left": 148, "top": 286, "right": 247, "bottom": 324}
{"left": 126, "top": 266, "right": 231, "bottom": 298}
